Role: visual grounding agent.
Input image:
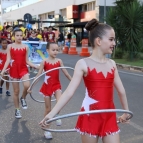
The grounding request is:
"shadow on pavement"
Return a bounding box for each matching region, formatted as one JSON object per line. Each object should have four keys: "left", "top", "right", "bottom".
{"left": 5, "top": 120, "right": 31, "bottom": 143}
{"left": 0, "top": 95, "right": 12, "bottom": 116}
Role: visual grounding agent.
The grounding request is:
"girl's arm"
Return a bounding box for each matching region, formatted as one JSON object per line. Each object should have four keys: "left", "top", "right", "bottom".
{"left": 0, "top": 45, "right": 11, "bottom": 75}
{"left": 59, "top": 59, "right": 72, "bottom": 81}
{"left": 25, "top": 46, "right": 39, "bottom": 69}
{"left": 39, "top": 59, "right": 87, "bottom": 126}
{"left": 113, "top": 61, "right": 129, "bottom": 122}
{"left": 27, "top": 61, "right": 44, "bottom": 93}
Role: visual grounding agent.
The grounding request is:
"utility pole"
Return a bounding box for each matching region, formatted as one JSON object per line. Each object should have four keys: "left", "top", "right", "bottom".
{"left": 1, "top": 0, "right": 3, "bottom": 25}
{"left": 104, "top": 0, "right": 106, "bottom": 24}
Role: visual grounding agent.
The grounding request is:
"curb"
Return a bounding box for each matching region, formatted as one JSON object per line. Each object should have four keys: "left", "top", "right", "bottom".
{"left": 116, "top": 63, "right": 143, "bottom": 72}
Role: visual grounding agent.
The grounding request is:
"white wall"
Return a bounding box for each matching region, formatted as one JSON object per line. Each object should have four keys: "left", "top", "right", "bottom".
{"left": 96, "top": 0, "right": 115, "bottom": 6}
{"left": 2, "top": 0, "right": 95, "bottom": 21}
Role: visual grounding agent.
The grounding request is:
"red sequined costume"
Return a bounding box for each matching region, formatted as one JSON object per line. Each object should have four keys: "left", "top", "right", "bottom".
{"left": 75, "top": 58, "right": 120, "bottom": 138}
{"left": 40, "top": 60, "right": 61, "bottom": 97}
{"left": 9, "top": 47, "right": 29, "bottom": 79}
{"left": 0, "top": 50, "right": 9, "bottom": 71}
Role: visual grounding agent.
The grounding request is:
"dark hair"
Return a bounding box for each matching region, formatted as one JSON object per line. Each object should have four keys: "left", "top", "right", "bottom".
{"left": 44, "top": 27, "right": 48, "bottom": 30}
{"left": 46, "top": 42, "right": 57, "bottom": 49}
{"left": 13, "top": 29, "right": 23, "bottom": 36}
{"left": 24, "top": 28, "right": 29, "bottom": 35}
{"left": 0, "top": 38, "right": 7, "bottom": 43}
{"left": 85, "top": 19, "right": 113, "bottom": 47}
{"left": 6, "top": 25, "right": 11, "bottom": 30}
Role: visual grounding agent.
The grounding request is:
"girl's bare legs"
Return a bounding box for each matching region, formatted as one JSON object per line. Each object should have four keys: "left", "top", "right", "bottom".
{"left": 102, "top": 133, "right": 120, "bottom": 143}
{"left": 81, "top": 134, "right": 99, "bottom": 143}
{"left": 21, "top": 74, "right": 30, "bottom": 99}
{"left": 44, "top": 97, "right": 51, "bottom": 116}
{"left": 5, "top": 76, "right": 10, "bottom": 91}
{"left": 12, "top": 81, "right": 20, "bottom": 108}
{"left": 44, "top": 96, "right": 53, "bottom": 139}
{"left": 54, "top": 90, "right": 62, "bottom": 126}
{"left": 0, "top": 79, "right": 4, "bottom": 87}
{"left": 54, "top": 90, "right": 62, "bottom": 102}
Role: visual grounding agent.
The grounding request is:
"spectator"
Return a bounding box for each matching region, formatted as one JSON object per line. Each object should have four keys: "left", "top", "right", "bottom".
{"left": 42, "top": 27, "right": 48, "bottom": 42}
{"left": 2, "top": 25, "right": 12, "bottom": 44}
{"left": 58, "top": 31, "right": 64, "bottom": 51}
{"left": 23, "top": 29, "right": 29, "bottom": 40}
{"left": 46, "top": 26, "right": 55, "bottom": 42}
{"left": 37, "top": 29, "right": 43, "bottom": 41}
{"left": 28, "top": 30, "right": 40, "bottom": 41}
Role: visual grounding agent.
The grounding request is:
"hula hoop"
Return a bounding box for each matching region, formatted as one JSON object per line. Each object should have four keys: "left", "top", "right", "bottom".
{"left": 0, "top": 75, "right": 36, "bottom": 83}
{"left": 43, "top": 109, "right": 133, "bottom": 132}
{"left": 29, "top": 67, "right": 74, "bottom": 103}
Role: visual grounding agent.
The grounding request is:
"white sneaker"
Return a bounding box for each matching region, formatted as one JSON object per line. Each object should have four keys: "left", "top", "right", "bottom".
{"left": 44, "top": 131, "right": 53, "bottom": 139}
{"left": 15, "top": 109, "right": 22, "bottom": 119}
{"left": 56, "top": 119, "right": 62, "bottom": 126}
{"left": 20, "top": 98, "right": 28, "bottom": 109}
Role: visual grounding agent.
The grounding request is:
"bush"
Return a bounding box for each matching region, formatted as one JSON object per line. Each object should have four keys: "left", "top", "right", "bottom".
{"left": 114, "top": 48, "right": 124, "bottom": 58}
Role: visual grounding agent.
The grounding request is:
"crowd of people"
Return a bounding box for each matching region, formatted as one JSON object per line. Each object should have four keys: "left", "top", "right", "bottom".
{"left": 0, "top": 19, "right": 130, "bottom": 143}
{"left": 0, "top": 25, "right": 65, "bottom": 51}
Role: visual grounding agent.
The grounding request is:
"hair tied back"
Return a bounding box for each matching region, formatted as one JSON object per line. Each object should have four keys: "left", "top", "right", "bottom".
{"left": 85, "top": 19, "right": 99, "bottom": 31}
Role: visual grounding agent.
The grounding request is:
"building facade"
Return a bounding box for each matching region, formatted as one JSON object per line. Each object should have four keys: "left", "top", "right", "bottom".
{"left": 0, "top": 0, "right": 116, "bottom": 45}
{"left": 1, "top": 0, "right": 116, "bottom": 25}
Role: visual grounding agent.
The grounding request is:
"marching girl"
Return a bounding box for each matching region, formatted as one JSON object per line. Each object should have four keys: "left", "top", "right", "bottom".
{"left": 0, "top": 37, "right": 11, "bottom": 96}
{"left": 39, "top": 19, "right": 130, "bottom": 143}
{"left": 0, "top": 29, "right": 39, "bottom": 119}
{"left": 29, "top": 42, "right": 72, "bottom": 139}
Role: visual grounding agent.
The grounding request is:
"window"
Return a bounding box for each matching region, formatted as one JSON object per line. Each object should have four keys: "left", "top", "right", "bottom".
{"left": 82, "top": 4, "right": 87, "bottom": 12}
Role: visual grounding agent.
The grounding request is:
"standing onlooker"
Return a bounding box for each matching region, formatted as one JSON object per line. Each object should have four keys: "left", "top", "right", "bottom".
{"left": 28, "top": 30, "right": 40, "bottom": 73}
{"left": 54, "top": 29, "right": 59, "bottom": 42}
{"left": 37, "top": 29, "right": 43, "bottom": 41}
{"left": 23, "top": 29, "right": 29, "bottom": 40}
{"left": 46, "top": 26, "right": 55, "bottom": 42}
{"left": 2, "top": 25, "right": 12, "bottom": 44}
{"left": 42, "top": 27, "right": 48, "bottom": 42}
{"left": 28, "top": 30, "right": 40, "bottom": 41}
{"left": 58, "top": 31, "right": 64, "bottom": 52}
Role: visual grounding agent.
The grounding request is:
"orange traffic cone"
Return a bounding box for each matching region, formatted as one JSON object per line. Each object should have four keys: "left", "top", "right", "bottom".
{"left": 68, "top": 37, "right": 78, "bottom": 55}
{"left": 63, "top": 39, "right": 69, "bottom": 54}
{"left": 62, "top": 46, "right": 69, "bottom": 54}
{"left": 80, "top": 39, "right": 90, "bottom": 57}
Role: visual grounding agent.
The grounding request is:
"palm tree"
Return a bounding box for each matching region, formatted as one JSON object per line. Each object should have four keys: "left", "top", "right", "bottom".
{"left": 106, "top": 0, "right": 143, "bottom": 60}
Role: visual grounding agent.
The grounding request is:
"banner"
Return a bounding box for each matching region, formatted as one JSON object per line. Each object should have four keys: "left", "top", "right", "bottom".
{"left": 22, "top": 41, "right": 48, "bottom": 64}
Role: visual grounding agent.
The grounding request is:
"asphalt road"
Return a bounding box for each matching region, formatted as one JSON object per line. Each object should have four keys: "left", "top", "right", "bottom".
{"left": 0, "top": 54, "right": 143, "bottom": 143}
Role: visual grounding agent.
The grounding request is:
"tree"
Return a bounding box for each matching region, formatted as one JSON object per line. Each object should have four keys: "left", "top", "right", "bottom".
{"left": 106, "top": 0, "right": 143, "bottom": 60}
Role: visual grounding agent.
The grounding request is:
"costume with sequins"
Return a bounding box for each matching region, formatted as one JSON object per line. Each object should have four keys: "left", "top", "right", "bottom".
{"left": 40, "top": 61, "right": 61, "bottom": 96}
{"left": 0, "top": 51, "right": 9, "bottom": 71}
{"left": 9, "top": 47, "right": 29, "bottom": 79}
{"left": 75, "top": 58, "right": 120, "bottom": 137}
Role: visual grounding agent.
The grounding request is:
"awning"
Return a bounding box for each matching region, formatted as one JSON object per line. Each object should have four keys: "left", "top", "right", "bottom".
{"left": 17, "top": 19, "right": 71, "bottom": 24}
{"left": 57, "top": 21, "right": 88, "bottom": 28}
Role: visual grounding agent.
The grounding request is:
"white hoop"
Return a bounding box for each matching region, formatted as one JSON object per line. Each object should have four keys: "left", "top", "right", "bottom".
{"left": 29, "top": 67, "right": 74, "bottom": 103}
{"left": 43, "top": 109, "right": 133, "bottom": 132}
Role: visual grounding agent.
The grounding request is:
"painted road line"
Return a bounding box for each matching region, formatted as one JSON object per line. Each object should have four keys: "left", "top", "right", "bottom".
{"left": 119, "top": 71, "right": 143, "bottom": 77}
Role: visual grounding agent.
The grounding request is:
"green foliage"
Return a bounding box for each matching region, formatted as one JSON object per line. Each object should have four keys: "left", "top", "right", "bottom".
{"left": 114, "top": 48, "right": 124, "bottom": 59}
{"left": 106, "top": 0, "right": 143, "bottom": 60}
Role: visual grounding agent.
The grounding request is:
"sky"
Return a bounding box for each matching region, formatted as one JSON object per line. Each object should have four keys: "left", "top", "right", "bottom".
{"left": 0, "top": 0, "right": 41, "bottom": 13}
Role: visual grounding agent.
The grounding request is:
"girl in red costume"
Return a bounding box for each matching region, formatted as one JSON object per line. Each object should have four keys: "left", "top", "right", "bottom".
{"left": 31, "top": 42, "right": 72, "bottom": 139}
{"left": 0, "top": 37, "right": 11, "bottom": 96}
{"left": 0, "top": 29, "right": 39, "bottom": 119}
{"left": 40, "top": 19, "right": 130, "bottom": 143}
